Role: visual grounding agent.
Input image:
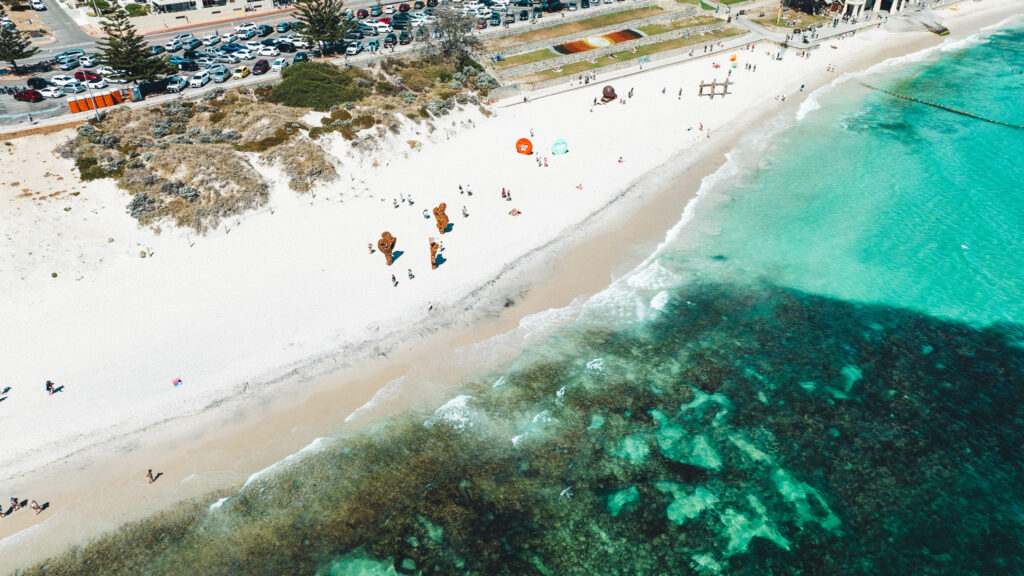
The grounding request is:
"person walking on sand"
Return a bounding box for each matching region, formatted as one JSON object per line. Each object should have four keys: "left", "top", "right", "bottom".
{"left": 10, "top": 497, "right": 21, "bottom": 512}
{"left": 459, "top": 185, "right": 464, "bottom": 195}
{"left": 368, "top": 243, "right": 375, "bottom": 254}
{"left": 502, "top": 187, "right": 507, "bottom": 200}
{"left": 462, "top": 205, "right": 468, "bottom": 218}
{"left": 408, "top": 268, "right": 415, "bottom": 280}
{"left": 147, "top": 469, "right": 155, "bottom": 484}
{"left": 45, "top": 380, "right": 54, "bottom": 395}
{"left": 391, "top": 274, "right": 397, "bottom": 287}
{"left": 618, "top": 156, "right": 624, "bottom": 164}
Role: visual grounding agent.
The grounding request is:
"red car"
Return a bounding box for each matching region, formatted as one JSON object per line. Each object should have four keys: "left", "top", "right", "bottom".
{"left": 356, "top": 8, "right": 368, "bottom": 18}
{"left": 74, "top": 70, "right": 100, "bottom": 81}
{"left": 398, "top": 3, "right": 410, "bottom": 11}
{"left": 14, "top": 89, "right": 44, "bottom": 103}
{"left": 378, "top": 17, "right": 392, "bottom": 24}
{"left": 476, "top": 19, "right": 487, "bottom": 29}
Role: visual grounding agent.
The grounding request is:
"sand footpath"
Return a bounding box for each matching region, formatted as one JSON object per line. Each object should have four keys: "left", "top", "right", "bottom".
{"left": 1, "top": 0, "right": 1019, "bottom": 567}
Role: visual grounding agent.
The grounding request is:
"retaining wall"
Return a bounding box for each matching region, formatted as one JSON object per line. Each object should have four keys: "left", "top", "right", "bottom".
{"left": 489, "top": 4, "right": 700, "bottom": 57}
{"left": 473, "top": 0, "right": 659, "bottom": 45}
{"left": 498, "top": 21, "right": 725, "bottom": 79}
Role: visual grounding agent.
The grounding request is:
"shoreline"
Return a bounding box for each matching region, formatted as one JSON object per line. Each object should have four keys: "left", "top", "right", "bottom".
{"left": 2, "top": 2, "right": 1020, "bottom": 570}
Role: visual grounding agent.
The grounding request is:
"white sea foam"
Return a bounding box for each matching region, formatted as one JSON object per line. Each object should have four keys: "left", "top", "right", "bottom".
{"left": 209, "top": 497, "right": 229, "bottom": 511}
{"left": 344, "top": 376, "right": 406, "bottom": 423}
{"left": 650, "top": 290, "right": 670, "bottom": 311}
{"left": 241, "top": 436, "right": 328, "bottom": 491}
{"left": 425, "top": 394, "right": 474, "bottom": 430}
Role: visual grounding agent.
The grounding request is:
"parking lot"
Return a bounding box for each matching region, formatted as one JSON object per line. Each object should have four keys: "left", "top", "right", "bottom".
{"left": 1, "top": 0, "right": 632, "bottom": 127}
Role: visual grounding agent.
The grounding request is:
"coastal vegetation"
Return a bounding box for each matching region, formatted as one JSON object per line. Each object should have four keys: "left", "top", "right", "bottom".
{"left": 63, "top": 57, "right": 496, "bottom": 233}
{"left": 0, "top": 4, "right": 38, "bottom": 74}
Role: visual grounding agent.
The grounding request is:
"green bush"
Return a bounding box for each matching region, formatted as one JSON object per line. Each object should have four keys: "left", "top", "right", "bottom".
{"left": 76, "top": 155, "right": 115, "bottom": 181}
{"left": 125, "top": 3, "right": 150, "bottom": 16}
{"left": 270, "top": 63, "right": 365, "bottom": 111}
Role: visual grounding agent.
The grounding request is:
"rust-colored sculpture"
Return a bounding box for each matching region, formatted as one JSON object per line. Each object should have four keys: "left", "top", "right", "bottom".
{"left": 433, "top": 203, "right": 449, "bottom": 235}
{"left": 601, "top": 85, "right": 617, "bottom": 103}
{"left": 429, "top": 237, "right": 439, "bottom": 270}
{"left": 378, "top": 231, "right": 397, "bottom": 266}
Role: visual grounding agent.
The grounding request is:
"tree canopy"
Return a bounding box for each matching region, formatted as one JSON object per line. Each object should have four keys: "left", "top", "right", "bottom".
{"left": 294, "top": 0, "right": 350, "bottom": 54}
{"left": 0, "top": 5, "right": 38, "bottom": 73}
{"left": 96, "top": 9, "right": 168, "bottom": 80}
{"left": 432, "top": 6, "right": 479, "bottom": 63}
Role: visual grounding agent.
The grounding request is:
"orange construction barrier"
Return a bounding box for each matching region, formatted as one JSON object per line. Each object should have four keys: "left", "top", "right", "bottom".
{"left": 101, "top": 93, "right": 113, "bottom": 106}
{"left": 111, "top": 90, "right": 123, "bottom": 104}
{"left": 68, "top": 98, "right": 81, "bottom": 113}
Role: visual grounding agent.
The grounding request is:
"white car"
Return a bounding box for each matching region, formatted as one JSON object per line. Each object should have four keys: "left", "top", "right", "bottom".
{"left": 30, "top": 0, "right": 46, "bottom": 10}
{"left": 258, "top": 46, "right": 279, "bottom": 56}
{"left": 270, "top": 57, "right": 288, "bottom": 71}
{"left": 216, "top": 53, "right": 240, "bottom": 64}
{"left": 202, "top": 34, "right": 220, "bottom": 46}
{"left": 234, "top": 22, "right": 257, "bottom": 33}
{"left": 189, "top": 70, "right": 211, "bottom": 87}
{"left": 50, "top": 74, "right": 75, "bottom": 86}
{"left": 40, "top": 86, "right": 64, "bottom": 98}
{"left": 86, "top": 78, "right": 108, "bottom": 89}
{"left": 174, "top": 32, "right": 195, "bottom": 42}
{"left": 245, "top": 40, "right": 261, "bottom": 51}
{"left": 164, "top": 39, "right": 182, "bottom": 51}
{"left": 384, "top": 5, "right": 395, "bottom": 13}
{"left": 95, "top": 65, "right": 115, "bottom": 76}
{"left": 78, "top": 54, "right": 98, "bottom": 66}
{"left": 234, "top": 48, "right": 255, "bottom": 60}
{"left": 366, "top": 21, "right": 392, "bottom": 34}
{"left": 219, "top": 32, "right": 237, "bottom": 43}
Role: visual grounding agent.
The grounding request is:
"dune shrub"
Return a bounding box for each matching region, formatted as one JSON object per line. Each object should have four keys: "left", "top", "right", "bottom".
{"left": 270, "top": 63, "right": 366, "bottom": 111}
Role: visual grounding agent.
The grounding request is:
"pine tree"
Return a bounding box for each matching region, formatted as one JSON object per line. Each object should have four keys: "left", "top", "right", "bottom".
{"left": 294, "top": 0, "right": 349, "bottom": 55}
{"left": 96, "top": 9, "right": 167, "bottom": 81}
{"left": 0, "top": 5, "right": 38, "bottom": 74}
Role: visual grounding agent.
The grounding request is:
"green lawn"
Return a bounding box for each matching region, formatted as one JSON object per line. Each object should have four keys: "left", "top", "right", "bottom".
{"left": 719, "top": 0, "right": 748, "bottom": 5}
{"left": 494, "top": 48, "right": 560, "bottom": 70}
{"left": 512, "top": 24, "right": 745, "bottom": 83}
{"left": 637, "top": 15, "right": 720, "bottom": 35}
{"left": 699, "top": 1, "right": 715, "bottom": 10}
{"left": 483, "top": 6, "right": 665, "bottom": 51}
{"left": 675, "top": 0, "right": 699, "bottom": 4}
{"left": 752, "top": 11, "right": 830, "bottom": 31}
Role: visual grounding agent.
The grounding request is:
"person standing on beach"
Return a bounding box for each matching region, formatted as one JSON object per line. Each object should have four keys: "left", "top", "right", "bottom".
{"left": 368, "top": 243, "right": 375, "bottom": 254}
{"left": 408, "top": 269, "right": 415, "bottom": 280}
{"left": 10, "top": 497, "right": 21, "bottom": 511}
{"left": 45, "top": 380, "right": 54, "bottom": 395}
{"left": 147, "top": 469, "right": 155, "bottom": 484}
{"left": 391, "top": 274, "right": 397, "bottom": 287}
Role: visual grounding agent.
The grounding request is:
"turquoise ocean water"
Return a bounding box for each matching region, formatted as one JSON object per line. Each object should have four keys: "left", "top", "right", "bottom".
{"left": 15, "top": 21, "right": 1024, "bottom": 576}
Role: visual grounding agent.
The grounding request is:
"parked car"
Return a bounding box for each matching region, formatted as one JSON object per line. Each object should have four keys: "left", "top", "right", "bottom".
{"left": 257, "top": 24, "right": 273, "bottom": 36}
{"left": 293, "top": 51, "right": 309, "bottom": 63}
{"left": 189, "top": 70, "right": 211, "bottom": 87}
{"left": 344, "top": 30, "right": 363, "bottom": 40}
{"left": 489, "top": 12, "right": 501, "bottom": 25}
{"left": 426, "top": 0, "right": 438, "bottom": 6}
{"left": 383, "top": 33, "right": 397, "bottom": 48}
{"left": 252, "top": 59, "right": 270, "bottom": 75}
{"left": 58, "top": 58, "right": 81, "bottom": 71}
{"left": 178, "top": 60, "right": 200, "bottom": 72}
{"left": 185, "top": 38, "right": 202, "bottom": 50}
{"left": 50, "top": 74, "right": 75, "bottom": 86}
{"left": 356, "top": 8, "right": 369, "bottom": 18}
{"left": 345, "top": 41, "right": 363, "bottom": 55}
{"left": 210, "top": 66, "right": 230, "bottom": 83}
{"left": 414, "top": 0, "right": 424, "bottom": 8}
{"left": 86, "top": 78, "right": 107, "bottom": 89}
{"left": 232, "top": 66, "right": 251, "bottom": 78}
{"left": 220, "top": 32, "right": 237, "bottom": 43}
{"left": 275, "top": 22, "right": 291, "bottom": 33}
{"left": 40, "top": 86, "right": 64, "bottom": 98}
{"left": 62, "top": 81, "right": 86, "bottom": 94}
{"left": 258, "top": 46, "right": 280, "bottom": 56}
{"left": 151, "top": 45, "right": 166, "bottom": 56}
{"left": 168, "top": 55, "right": 189, "bottom": 66}
{"left": 221, "top": 42, "right": 246, "bottom": 52}
{"left": 270, "top": 57, "right": 289, "bottom": 71}
{"left": 277, "top": 42, "right": 297, "bottom": 53}
{"left": 581, "top": 0, "right": 590, "bottom": 6}
{"left": 234, "top": 48, "right": 255, "bottom": 60}
{"left": 399, "top": 3, "right": 410, "bottom": 11}
{"left": 166, "top": 76, "right": 188, "bottom": 92}
{"left": 216, "top": 53, "right": 240, "bottom": 64}
{"left": 78, "top": 54, "right": 98, "bottom": 66}
{"left": 14, "top": 89, "right": 43, "bottom": 102}
{"left": 235, "top": 22, "right": 257, "bottom": 33}
{"left": 173, "top": 32, "right": 195, "bottom": 42}
{"left": 476, "top": 19, "right": 487, "bottom": 29}
{"left": 164, "top": 39, "right": 182, "bottom": 51}
{"left": 107, "top": 73, "right": 128, "bottom": 84}
{"left": 567, "top": 1, "right": 577, "bottom": 9}
{"left": 399, "top": 30, "right": 411, "bottom": 44}
{"left": 54, "top": 49, "right": 85, "bottom": 61}
{"left": 245, "top": 40, "right": 262, "bottom": 51}
{"left": 30, "top": 0, "right": 46, "bottom": 11}
{"left": 260, "top": 38, "right": 279, "bottom": 47}
{"left": 238, "top": 28, "right": 257, "bottom": 40}
{"left": 202, "top": 34, "right": 220, "bottom": 46}
{"left": 74, "top": 70, "right": 100, "bottom": 82}
{"left": 27, "top": 77, "right": 54, "bottom": 89}
{"left": 367, "top": 38, "right": 380, "bottom": 52}
{"left": 194, "top": 57, "right": 215, "bottom": 68}
{"left": 369, "top": 5, "right": 382, "bottom": 16}
{"left": 504, "top": 13, "right": 515, "bottom": 23}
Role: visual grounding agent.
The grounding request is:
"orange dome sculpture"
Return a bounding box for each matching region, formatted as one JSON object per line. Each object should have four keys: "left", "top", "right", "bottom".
{"left": 516, "top": 138, "right": 533, "bottom": 155}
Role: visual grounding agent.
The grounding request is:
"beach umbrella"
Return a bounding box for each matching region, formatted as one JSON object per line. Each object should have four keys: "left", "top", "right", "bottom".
{"left": 552, "top": 138, "right": 569, "bottom": 155}
{"left": 516, "top": 138, "right": 533, "bottom": 155}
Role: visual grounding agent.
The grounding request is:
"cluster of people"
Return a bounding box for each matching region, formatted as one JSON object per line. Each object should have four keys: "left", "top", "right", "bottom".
{"left": 1, "top": 497, "right": 43, "bottom": 518}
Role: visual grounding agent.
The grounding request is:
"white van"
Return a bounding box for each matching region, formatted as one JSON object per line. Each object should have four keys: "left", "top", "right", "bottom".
{"left": 30, "top": 0, "right": 46, "bottom": 10}
{"left": 367, "top": 21, "right": 392, "bottom": 34}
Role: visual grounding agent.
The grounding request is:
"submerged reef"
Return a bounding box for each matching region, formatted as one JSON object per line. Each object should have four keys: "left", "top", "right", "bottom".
{"left": 18, "top": 282, "right": 1024, "bottom": 576}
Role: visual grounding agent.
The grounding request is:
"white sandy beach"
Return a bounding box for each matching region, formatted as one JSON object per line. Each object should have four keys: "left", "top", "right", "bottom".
{"left": 1, "top": 0, "right": 1019, "bottom": 567}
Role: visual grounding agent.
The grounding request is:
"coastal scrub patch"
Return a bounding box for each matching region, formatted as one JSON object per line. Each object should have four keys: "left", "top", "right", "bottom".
{"left": 263, "top": 139, "right": 339, "bottom": 193}
{"left": 270, "top": 63, "right": 368, "bottom": 111}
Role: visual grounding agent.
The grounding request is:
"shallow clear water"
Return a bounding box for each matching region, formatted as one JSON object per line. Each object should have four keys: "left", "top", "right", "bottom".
{"left": 16, "top": 21, "right": 1024, "bottom": 576}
